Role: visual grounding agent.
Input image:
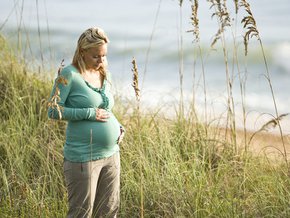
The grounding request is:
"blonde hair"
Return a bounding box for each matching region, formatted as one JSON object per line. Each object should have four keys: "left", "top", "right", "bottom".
{"left": 72, "top": 27, "right": 109, "bottom": 76}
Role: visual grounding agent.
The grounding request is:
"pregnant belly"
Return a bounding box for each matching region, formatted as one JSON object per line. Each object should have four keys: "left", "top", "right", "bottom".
{"left": 66, "top": 115, "right": 120, "bottom": 147}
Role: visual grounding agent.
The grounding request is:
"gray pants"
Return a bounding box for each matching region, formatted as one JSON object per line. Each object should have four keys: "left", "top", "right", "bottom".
{"left": 63, "top": 152, "right": 120, "bottom": 218}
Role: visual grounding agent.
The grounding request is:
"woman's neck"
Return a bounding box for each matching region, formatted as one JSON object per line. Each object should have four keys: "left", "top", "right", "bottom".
{"left": 82, "top": 70, "right": 104, "bottom": 88}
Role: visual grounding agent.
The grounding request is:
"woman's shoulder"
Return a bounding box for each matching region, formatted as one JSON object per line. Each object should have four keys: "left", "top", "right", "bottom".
{"left": 59, "top": 64, "right": 80, "bottom": 79}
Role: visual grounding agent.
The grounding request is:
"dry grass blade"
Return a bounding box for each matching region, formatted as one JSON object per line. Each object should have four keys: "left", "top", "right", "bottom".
{"left": 47, "top": 60, "right": 67, "bottom": 120}
{"left": 131, "top": 57, "right": 140, "bottom": 102}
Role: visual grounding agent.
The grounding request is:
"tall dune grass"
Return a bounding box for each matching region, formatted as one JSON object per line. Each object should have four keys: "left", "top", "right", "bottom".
{"left": 0, "top": 36, "right": 67, "bottom": 217}
{"left": 1, "top": 0, "right": 290, "bottom": 217}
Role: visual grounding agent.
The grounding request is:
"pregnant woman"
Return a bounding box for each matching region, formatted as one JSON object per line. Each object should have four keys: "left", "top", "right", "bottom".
{"left": 48, "top": 27, "right": 125, "bottom": 218}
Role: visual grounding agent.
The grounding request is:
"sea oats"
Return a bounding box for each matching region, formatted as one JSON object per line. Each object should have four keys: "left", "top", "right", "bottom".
{"left": 259, "top": 113, "right": 289, "bottom": 132}
{"left": 188, "top": 0, "right": 200, "bottom": 42}
{"left": 47, "top": 60, "right": 67, "bottom": 120}
{"left": 131, "top": 57, "right": 140, "bottom": 102}
{"left": 208, "top": 0, "right": 231, "bottom": 48}
{"left": 249, "top": 113, "right": 289, "bottom": 145}
{"left": 240, "top": 0, "right": 260, "bottom": 55}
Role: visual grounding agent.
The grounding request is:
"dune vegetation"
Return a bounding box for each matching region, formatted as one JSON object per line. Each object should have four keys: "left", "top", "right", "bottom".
{"left": 0, "top": 35, "right": 290, "bottom": 218}
{"left": 1, "top": 0, "right": 290, "bottom": 217}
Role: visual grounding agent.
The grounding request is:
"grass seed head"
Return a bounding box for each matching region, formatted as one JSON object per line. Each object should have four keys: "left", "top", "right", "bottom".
{"left": 131, "top": 57, "right": 140, "bottom": 102}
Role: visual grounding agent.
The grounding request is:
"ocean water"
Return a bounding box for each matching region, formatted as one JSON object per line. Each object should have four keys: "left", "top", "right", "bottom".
{"left": 1, "top": 0, "right": 290, "bottom": 133}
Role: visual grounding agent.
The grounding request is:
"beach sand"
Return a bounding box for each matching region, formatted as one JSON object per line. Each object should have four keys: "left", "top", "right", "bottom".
{"left": 218, "top": 128, "right": 290, "bottom": 163}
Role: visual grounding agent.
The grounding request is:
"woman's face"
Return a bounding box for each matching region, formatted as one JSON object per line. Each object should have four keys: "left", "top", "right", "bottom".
{"left": 82, "top": 44, "right": 108, "bottom": 72}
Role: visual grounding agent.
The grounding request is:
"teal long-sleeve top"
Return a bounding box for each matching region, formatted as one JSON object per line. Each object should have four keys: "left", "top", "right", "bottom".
{"left": 48, "top": 65, "right": 121, "bottom": 162}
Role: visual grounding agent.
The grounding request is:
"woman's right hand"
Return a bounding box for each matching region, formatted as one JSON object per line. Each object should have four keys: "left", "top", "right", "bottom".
{"left": 95, "top": 108, "right": 110, "bottom": 122}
